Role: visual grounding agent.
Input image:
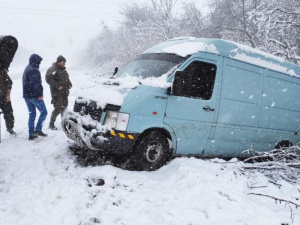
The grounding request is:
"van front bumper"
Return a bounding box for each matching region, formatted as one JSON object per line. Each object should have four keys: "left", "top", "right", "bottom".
{"left": 61, "top": 112, "right": 139, "bottom": 155}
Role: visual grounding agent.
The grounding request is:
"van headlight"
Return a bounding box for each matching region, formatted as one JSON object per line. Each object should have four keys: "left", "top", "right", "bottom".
{"left": 104, "top": 111, "right": 129, "bottom": 131}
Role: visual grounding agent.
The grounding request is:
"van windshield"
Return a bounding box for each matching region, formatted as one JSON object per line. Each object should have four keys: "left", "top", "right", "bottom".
{"left": 115, "top": 53, "right": 187, "bottom": 79}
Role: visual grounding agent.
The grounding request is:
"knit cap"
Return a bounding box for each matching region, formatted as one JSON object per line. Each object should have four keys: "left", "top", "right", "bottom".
{"left": 57, "top": 55, "right": 66, "bottom": 63}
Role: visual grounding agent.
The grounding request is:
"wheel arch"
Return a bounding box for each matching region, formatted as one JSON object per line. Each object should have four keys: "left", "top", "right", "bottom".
{"left": 132, "top": 127, "right": 173, "bottom": 152}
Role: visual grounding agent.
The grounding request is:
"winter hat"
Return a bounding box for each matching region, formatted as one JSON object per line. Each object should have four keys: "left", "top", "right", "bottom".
{"left": 57, "top": 55, "right": 66, "bottom": 63}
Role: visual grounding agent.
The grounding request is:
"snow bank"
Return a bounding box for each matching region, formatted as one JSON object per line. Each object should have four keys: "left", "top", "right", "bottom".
{"left": 1, "top": 142, "right": 299, "bottom": 225}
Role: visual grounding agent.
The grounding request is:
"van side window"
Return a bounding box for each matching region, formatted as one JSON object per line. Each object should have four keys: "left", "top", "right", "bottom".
{"left": 184, "top": 61, "right": 217, "bottom": 100}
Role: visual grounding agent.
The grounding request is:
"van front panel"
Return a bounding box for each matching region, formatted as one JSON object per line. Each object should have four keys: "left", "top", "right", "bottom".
{"left": 164, "top": 54, "right": 222, "bottom": 156}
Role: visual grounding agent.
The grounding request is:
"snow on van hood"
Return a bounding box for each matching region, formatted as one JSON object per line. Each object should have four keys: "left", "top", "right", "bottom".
{"left": 76, "top": 74, "right": 170, "bottom": 109}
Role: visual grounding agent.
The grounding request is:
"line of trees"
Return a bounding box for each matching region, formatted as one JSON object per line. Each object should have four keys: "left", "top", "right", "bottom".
{"left": 87, "top": 0, "right": 300, "bottom": 68}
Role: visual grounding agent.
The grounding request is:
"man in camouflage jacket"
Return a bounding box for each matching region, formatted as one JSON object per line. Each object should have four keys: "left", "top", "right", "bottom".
{"left": 46, "top": 55, "right": 72, "bottom": 130}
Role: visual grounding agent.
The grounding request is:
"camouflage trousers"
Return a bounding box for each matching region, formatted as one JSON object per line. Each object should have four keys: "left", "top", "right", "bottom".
{"left": 0, "top": 96, "right": 14, "bottom": 130}
{"left": 50, "top": 95, "right": 68, "bottom": 124}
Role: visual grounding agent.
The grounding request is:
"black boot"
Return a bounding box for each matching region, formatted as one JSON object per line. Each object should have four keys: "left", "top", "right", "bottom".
{"left": 28, "top": 133, "right": 38, "bottom": 140}
{"left": 49, "top": 123, "right": 57, "bottom": 130}
{"left": 34, "top": 131, "right": 48, "bottom": 137}
{"left": 7, "top": 128, "right": 17, "bottom": 136}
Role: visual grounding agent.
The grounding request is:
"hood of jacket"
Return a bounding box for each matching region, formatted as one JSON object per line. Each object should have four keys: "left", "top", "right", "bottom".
{"left": 29, "top": 54, "right": 43, "bottom": 68}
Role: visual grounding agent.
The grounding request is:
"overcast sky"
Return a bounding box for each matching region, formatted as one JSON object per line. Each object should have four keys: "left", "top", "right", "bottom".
{"left": 0, "top": 0, "right": 208, "bottom": 67}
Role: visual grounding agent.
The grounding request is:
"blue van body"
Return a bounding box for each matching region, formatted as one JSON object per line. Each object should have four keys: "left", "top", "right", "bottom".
{"left": 62, "top": 38, "right": 300, "bottom": 169}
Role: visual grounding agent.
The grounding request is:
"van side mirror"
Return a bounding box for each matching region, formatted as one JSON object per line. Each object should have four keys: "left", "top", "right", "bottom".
{"left": 166, "top": 86, "right": 171, "bottom": 95}
{"left": 172, "top": 70, "right": 189, "bottom": 96}
{"left": 113, "top": 67, "right": 118, "bottom": 76}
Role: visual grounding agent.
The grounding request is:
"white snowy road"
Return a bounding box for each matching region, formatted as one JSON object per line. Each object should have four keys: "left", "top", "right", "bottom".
{"left": 0, "top": 67, "right": 300, "bottom": 225}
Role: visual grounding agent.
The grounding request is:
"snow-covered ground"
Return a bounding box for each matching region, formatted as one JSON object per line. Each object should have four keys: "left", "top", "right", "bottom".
{"left": 1, "top": 66, "right": 300, "bottom": 225}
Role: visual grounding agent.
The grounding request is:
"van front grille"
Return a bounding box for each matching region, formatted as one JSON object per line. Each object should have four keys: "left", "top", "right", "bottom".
{"left": 73, "top": 101, "right": 102, "bottom": 121}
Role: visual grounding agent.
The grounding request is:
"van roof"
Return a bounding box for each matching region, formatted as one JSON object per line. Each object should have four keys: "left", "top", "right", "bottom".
{"left": 143, "top": 37, "right": 300, "bottom": 77}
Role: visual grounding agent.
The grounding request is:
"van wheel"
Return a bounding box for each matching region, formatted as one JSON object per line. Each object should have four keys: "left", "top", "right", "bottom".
{"left": 132, "top": 131, "right": 172, "bottom": 171}
{"left": 275, "top": 140, "right": 292, "bottom": 149}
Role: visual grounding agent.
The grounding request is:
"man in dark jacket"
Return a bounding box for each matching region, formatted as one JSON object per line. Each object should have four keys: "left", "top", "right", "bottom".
{"left": 23, "top": 54, "right": 48, "bottom": 140}
{"left": 0, "top": 35, "right": 18, "bottom": 136}
{"left": 46, "top": 55, "right": 72, "bottom": 130}
{"left": 0, "top": 68, "right": 15, "bottom": 135}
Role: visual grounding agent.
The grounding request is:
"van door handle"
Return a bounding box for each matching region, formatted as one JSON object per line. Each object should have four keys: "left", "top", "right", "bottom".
{"left": 203, "top": 106, "right": 215, "bottom": 111}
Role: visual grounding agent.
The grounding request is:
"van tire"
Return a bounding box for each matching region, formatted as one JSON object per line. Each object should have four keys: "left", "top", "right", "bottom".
{"left": 132, "top": 130, "right": 172, "bottom": 171}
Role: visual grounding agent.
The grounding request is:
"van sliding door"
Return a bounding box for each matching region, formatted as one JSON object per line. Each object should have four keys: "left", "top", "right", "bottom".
{"left": 214, "top": 58, "right": 263, "bottom": 156}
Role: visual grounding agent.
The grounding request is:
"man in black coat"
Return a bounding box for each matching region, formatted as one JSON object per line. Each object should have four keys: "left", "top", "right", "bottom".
{"left": 46, "top": 55, "right": 72, "bottom": 130}
{"left": 0, "top": 35, "right": 18, "bottom": 136}
{"left": 0, "top": 67, "right": 15, "bottom": 135}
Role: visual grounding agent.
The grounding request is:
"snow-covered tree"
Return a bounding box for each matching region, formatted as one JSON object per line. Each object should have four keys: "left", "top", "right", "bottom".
{"left": 208, "top": 0, "right": 299, "bottom": 64}
{"left": 249, "top": 0, "right": 300, "bottom": 64}
{"left": 88, "top": 0, "right": 299, "bottom": 68}
{"left": 89, "top": 0, "right": 182, "bottom": 67}
{"left": 208, "top": 0, "right": 261, "bottom": 47}
{"left": 180, "top": 2, "right": 207, "bottom": 37}
{"left": 121, "top": 0, "right": 180, "bottom": 42}
{"left": 88, "top": 23, "right": 116, "bottom": 66}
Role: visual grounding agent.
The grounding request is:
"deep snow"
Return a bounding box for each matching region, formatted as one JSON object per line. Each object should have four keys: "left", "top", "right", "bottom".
{"left": 1, "top": 66, "right": 300, "bottom": 225}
